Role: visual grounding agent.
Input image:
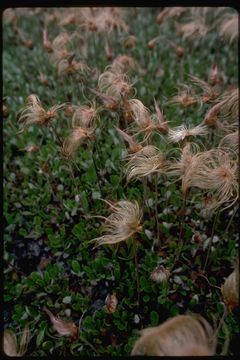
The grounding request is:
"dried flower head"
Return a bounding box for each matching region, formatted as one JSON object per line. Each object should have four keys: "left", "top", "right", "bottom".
{"left": 189, "top": 75, "right": 219, "bottom": 103}
{"left": 111, "top": 55, "right": 136, "bottom": 73}
{"left": 177, "top": 19, "right": 208, "bottom": 39}
{"left": 153, "top": 99, "right": 169, "bottom": 135}
{"left": 42, "top": 28, "right": 53, "bottom": 53}
{"left": 61, "top": 127, "right": 94, "bottom": 158}
{"left": 169, "top": 86, "right": 198, "bottom": 108}
{"left": 219, "top": 88, "right": 239, "bottom": 123}
{"left": 131, "top": 315, "right": 216, "bottom": 356}
{"left": 90, "top": 88, "right": 119, "bottom": 111}
{"left": 200, "top": 149, "right": 239, "bottom": 212}
{"left": 104, "top": 293, "right": 118, "bottom": 313}
{"left": 4, "top": 325, "right": 30, "bottom": 357}
{"left": 167, "top": 142, "right": 206, "bottom": 195}
{"left": 168, "top": 124, "right": 208, "bottom": 143}
{"left": 221, "top": 262, "right": 239, "bottom": 311}
{"left": 18, "top": 95, "right": 65, "bottom": 132}
{"left": 157, "top": 7, "right": 186, "bottom": 25}
{"left": 72, "top": 103, "right": 98, "bottom": 129}
{"left": 80, "top": 7, "right": 128, "bottom": 34}
{"left": 89, "top": 200, "right": 143, "bottom": 247}
{"left": 122, "top": 35, "right": 136, "bottom": 48}
{"left": 57, "top": 54, "right": 89, "bottom": 76}
{"left": 44, "top": 307, "right": 78, "bottom": 339}
{"left": 125, "top": 99, "right": 153, "bottom": 135}
{"left": 98, "top": 69, "right": 134, "bottom": 100}
{"left": 208, "top": 64, "right": 223, "bottom": 86}
{"left": 150, "top": 265, "right": 170, "bottom": 283}
{"left": 3, "top": 103, "right": 9, "bottom": 118}
{"left": 126, "top": 145, "right": 168, "bottom": 181}
{"left": 116, "top": 127, "right": 143, "bottom": 154}
{"left": 218, "top": 131, "right": 239, "bottom": 153}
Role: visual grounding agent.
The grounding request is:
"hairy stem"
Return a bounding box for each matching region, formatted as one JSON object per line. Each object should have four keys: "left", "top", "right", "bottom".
{"left": 92, "top": 144, "right": 102, "bottom": 195}
{"left": 203, "top": 209, "right": 220, "bottom": 272}
{"left": 143, "top": 177, "right": 152, "bottom": 218}
{"left": 154, "top": 174, "right": 161, "bottom": 248}
{"left": 170, "top": 191, "right": 188, "bottom": 270}
{"left": 133, "top": 240, "right": 140, "bottom": 307}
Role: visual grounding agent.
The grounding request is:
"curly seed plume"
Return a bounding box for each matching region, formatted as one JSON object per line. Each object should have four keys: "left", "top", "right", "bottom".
{"left": 131, "top": 315, "right": 216, "bottom": 356}
{"left": 89, "top": 200, "right": 143, "bottom": 247}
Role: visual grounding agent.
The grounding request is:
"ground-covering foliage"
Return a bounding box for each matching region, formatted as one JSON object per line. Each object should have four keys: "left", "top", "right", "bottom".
{"left": 3, "top": 6, "right": 239, "bottom": 356}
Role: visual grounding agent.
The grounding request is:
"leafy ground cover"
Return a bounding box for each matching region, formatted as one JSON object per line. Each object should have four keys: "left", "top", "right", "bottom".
{"left": 3, "top": 7, "right": 239, "bottom": 356}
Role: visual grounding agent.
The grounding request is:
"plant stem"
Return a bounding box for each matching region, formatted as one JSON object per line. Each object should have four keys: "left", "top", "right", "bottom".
{"left": 223, "top": 205, "right": 238, "bottom": 237}
{"left": 154, "top": 174, "right": 161, "bottom": 248}
{"left": 203, "top": 209, "right": 220, "bottom": 272}
{"left": 133, "top": 241, "right": 140, "bottom": 307}
{"left": 170, "top": 191, "right": 188, "bottom": 270}
{"left": 143, "top": 177, "right": 151, "bottom": 218}
{"left": 49, "top": 124, "right": 63, "bottom": 147}
{"left": 92, "top": 144, "right": 102, "bottom": 195}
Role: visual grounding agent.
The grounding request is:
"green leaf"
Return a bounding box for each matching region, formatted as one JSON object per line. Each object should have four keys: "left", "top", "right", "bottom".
{"left": 4, "top": 294, "right": 13, "bottom": 301}
{"left": 62, "top": 296, "right": 72, "bottom": 304}
{"left": 36, "top": 329, "right": 45, "bottom": 347}
{"left": 143, "top": 294, "right": 150, "bottom": 303}
{"left": 150, "top": 310, "right": 159, "bottom": 326}
{"left": 42, "top": 340, "right": 54, "bottom": 350}
{"left": 71, "top": 260, "right": 80, "bottom": 273}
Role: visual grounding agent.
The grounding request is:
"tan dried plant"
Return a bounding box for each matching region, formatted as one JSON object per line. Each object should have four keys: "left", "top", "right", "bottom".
{"left": 122, "top": 35, "right": 137, "bottom": 49}
{"left": 72, "top": 102, "right": 99, "bottom": 129}
{"left": 61, "top": 127, "right": 94, "bottom": 158}
{"left": 89, "top": 200, "right": 143, "bottom": 247}
{"left": 198, "top": 149, "right": 239, "bottom": 212}
{"left": 62, "top": 102, "right": 97, "bottom": 158}
{"left": 219, "top": 13, "right": 238, "bottom": 43}
{"left": 4, "top": 325, "right": 30, "bottom": 357}
{"left": 168, "top": 124, "right": 208, "bottom": 143}
{"left": 18, "top": 94, "right": 65, "bottom": 133}
{"left": 221, "top": 259, "right": 239, "bottom": 311}
{"left": 90, "top": 88, "right": 119, "bottom": 111}
{"left": 218, "top": 88, "right": 239, "bottom": 123}
{"left": 126, "top": 145, "right": 168, "bottom": 182}
{"left": 204, "top": 88, "right": 238, "bottom": 133}
{"left": 167, "top": 142, "right": 206, "bottom": 195}
{"left": 189, "top": 75, "right": 219, "bottom": 103}
{"left": 218, "top": 131, "right": 239, "bottom": 153}
{"left": 168, "top": 85, "right": 198, "bottom": 108}
{"left": 79, "top": 7, "right": 128, "bottom": 34}
{"left": 44, "top": 307, "right": 78, "bottom": 339}
{"left": 111, "top": 55, "right": 136, "bottom": 73}
{"left": 131, "top": 314, "right": 216, "bottom": 356}
{"left": 157, "top": 7, "right": 187, "bottom": 25}
{"left": 57, "top": 54, "right": 89, "bottom": 77}
{"left": 116, "top": 127, "right": 143, "bottom": 154}
{"left": 124, "top": 99, "right": 165, "bottom": 141}
{"left": 176, "top": 19, "right": 209, "bottom": 39}
{"left": 98, "top": 69, "right": 134, "bottom": 101}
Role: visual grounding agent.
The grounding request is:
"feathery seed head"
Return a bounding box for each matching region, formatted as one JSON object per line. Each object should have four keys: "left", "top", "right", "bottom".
{"left": 168, "top": 124, "right": 208, "bottom": 143}
{"left": 98, "top": 70, "right": 134, "bottom": 100}
{"left": 126, "top": 145, "right": 168, "bottom": 181}
{"left": 89, "top": 200, "right": 143, "bottom": 247}
{"left": 4, "top": 326, "right": 30, "bottom": 357}
{"left": 61, "top": 127, "right": 94, "bottom": 158}
{"left": 219, "top": 13, "right": 238, "bottom": 43}
{"left": 131, "top": 314, "right": 216, "bottom": 356}
{"left": 18, "top": 95, "right": 65, "bottom": 132}
{"left": 72, "top": 103, "right": 98, "bottom": 129}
